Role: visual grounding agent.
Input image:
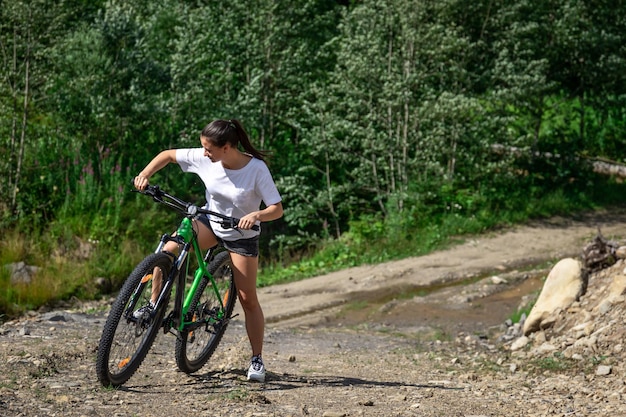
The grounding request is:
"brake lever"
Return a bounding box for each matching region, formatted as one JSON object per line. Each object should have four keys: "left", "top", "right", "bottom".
{"left": 205, "top": 213, "right": 261, "bottom": 233}
{"left": 229, "top": 219, "right": 260, "bottom": 232}
{"left": 214, "top": 218, "right": 242, "bottom": 235}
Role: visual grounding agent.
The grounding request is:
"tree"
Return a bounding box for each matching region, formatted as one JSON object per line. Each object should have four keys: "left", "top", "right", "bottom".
{"left": 301, "top": 0, "right": 485, "bottom": 226}
{"left": 0, "top": 0, "right": 76, "bottom": 220}
{"left": 45, "top": 1, "right": 177, "bottom": 195}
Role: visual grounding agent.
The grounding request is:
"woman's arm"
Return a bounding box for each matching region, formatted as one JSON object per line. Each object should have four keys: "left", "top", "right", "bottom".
{"left": 134, "top": 150, "right": 177, "bottom": 190}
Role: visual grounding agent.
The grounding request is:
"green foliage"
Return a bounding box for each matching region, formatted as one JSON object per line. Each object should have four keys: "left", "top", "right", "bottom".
{"left": 2, "top": 0, "right": 626, "bottom": 314}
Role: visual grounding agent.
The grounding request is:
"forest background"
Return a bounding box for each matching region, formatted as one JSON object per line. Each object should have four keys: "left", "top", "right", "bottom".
{"left": 1, "top": 0, "right": 626, "bottom": 318}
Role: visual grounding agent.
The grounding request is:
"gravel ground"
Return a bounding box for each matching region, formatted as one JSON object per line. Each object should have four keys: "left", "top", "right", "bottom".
{"left": 1, "top": 307, "right": 529, "bottom": 417}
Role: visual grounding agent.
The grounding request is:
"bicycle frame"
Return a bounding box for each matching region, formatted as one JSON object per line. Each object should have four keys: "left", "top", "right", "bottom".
{"left": 150, "top": 217, "right": 228, "bottom": 334}
{"left": 123, "top": 184, "right": 253, "bottom": 335}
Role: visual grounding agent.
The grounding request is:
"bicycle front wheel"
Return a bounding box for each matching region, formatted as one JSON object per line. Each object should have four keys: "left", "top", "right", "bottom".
{"left": 175, "top": 251, "right": 236, "bottom": 373}
{"left": 96, "top": 253, "right": 172, "bottom": 387}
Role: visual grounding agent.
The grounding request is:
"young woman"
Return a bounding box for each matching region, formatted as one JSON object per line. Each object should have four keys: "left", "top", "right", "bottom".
{"left": 133, "top": 119, "right": 283, "bottom": 382}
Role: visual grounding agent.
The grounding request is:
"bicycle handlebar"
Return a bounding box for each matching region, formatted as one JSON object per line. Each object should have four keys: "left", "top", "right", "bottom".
{"left": 135, "top": 184, "right": 259, "bottom": 232}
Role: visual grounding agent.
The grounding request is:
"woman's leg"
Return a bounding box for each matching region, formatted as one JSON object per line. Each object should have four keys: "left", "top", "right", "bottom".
{"left": 229, "top": 253, "right": 264, "bottom": 356}
{"left": 149, "top": 219, "right": 217, "bottom": 304}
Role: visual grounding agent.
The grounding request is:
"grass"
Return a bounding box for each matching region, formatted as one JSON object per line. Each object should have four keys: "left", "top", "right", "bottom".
{"left": 509, "top": 300, "right": 537, "bottom": 324}
{"left": 524, "top": 352, "right": 613, "bottom": 375}
{"left": 0, "top": 379, "right": 18, "bottom": 390}
{"left": 224, "top": 388, "right": 249, "bottom": 401}
{"left": 257, "top": 187, "right": 609, "bottom": 288}
{"left": 0, "top": 227, "right": 144, "bottom": 319}
{"left": 343, "top": 300, "right": 369, "bottom": 311}
{"left": 2, "top": 186, "right": 625, "bottom": 320}
{"left": 527, "top": 352, "right": 576, "bottom": 373}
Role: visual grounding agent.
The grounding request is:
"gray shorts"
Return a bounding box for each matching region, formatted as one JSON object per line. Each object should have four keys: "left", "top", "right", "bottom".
{"left": 196, "top": 214, "right": 259, "bottom": 257}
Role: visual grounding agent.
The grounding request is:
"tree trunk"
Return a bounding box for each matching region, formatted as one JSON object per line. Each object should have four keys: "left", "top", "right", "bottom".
{"left": 11, "top": 27, "right": 31, "bottom": 213}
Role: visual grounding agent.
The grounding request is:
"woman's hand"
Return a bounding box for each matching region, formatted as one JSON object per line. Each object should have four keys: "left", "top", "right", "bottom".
{"left": 134, "top": 175, "right": 149, "bottom": 191}
{"left": 238, "top": 212, "right": 261, "bottom": 230}
{"left": 238, "top": 202, "right": 283, "bottom": 229}
{"left": 134, "top": 150, "right": 177, "bottom": 191}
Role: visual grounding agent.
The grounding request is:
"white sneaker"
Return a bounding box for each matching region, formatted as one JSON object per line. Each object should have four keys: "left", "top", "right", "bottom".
{"left": 132, "top": 301, "right": 155, "bottom": 320}
{"left": 247, "top": 355, "right": 266, "bottom": 382}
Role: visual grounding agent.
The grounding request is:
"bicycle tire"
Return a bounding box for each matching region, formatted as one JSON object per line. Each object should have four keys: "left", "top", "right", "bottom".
{"left": 175, "top": 251, "right": 236, "bottom": 373}
{"left": 95, "top": 253, "right": 172, "bottom": 387}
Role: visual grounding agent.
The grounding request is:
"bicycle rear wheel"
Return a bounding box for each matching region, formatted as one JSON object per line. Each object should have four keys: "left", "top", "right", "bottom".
{"left": 96, "top": 253, "right": 172, "bottom": 387}
{"left": 175, "top": 251, "right": 236, "bottom": 373}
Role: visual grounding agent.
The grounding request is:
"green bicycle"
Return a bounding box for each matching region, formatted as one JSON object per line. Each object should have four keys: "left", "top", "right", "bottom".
{"left": 96, "top": 184, "right": 255, "bottom": 387}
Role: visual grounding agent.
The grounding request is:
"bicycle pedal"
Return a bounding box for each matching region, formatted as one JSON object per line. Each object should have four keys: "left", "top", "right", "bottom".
{"left": 225, "top": 313, "right": 239, "bottom": 322}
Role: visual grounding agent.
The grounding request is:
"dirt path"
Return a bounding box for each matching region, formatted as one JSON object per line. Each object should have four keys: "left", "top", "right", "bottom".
{"left": 260, "top": 209, "right": 626, "bottom": 331}
{"left": 2, "top": 209, "right": 626, "bottom": 416}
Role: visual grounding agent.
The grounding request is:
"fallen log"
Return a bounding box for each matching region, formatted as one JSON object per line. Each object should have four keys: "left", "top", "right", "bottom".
{"left": 591, "top": 159, "right": 626, "bottom": 178}
{"left": 491, "top": 144, "right": 626, "bottom": 179}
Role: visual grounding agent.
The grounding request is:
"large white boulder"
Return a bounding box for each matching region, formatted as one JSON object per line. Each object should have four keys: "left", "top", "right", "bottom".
{"left": 523, "top": 258, "right": 585, "bottom": 335}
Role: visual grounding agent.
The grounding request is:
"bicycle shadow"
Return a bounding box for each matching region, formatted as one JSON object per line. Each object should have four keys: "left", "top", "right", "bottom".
{"left": 112, "top": 369, "right": 461, "bottom": 397}
{"left": 189, "top": 369, "right": 462, "bottom": 393}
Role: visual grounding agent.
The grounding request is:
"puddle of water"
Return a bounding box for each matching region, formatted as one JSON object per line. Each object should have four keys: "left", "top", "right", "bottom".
{"left": 328, "top": 273, "right": 545, "bottom": 336}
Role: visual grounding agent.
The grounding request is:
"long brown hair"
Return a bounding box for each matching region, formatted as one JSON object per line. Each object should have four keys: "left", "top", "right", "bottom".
{"left": 201, "top": 119, "right": 268, "bottom": 162}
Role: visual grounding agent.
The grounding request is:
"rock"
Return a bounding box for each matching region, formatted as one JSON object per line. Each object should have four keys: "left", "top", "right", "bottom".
{"left": 510, "top": 336, "right": 529, "bottom": 351}
{"left": 95, "top": 277, "right": 112, "bottom": 293}
{"left": 533, "top": 330, "right": 546, "bottom": 344}
{"left": 596, "top": 365, "right": 612, "bottom": 376}
{"left": 607, "top": 274, "right": 626, "bottom": 298}
{"left": 532, "top": 342, "right": 557, "bottom": 355}
{"left": 41, "top": 313, "right": 69, "bottom": 322}
{"left": 597, "top": 299, "right": 612, "bottom": 315}
{"left": 571, "top": 321, "right": 594, "bottom": 337}
{"left": 5, "top": 262, "right": 40, "bottom": 285}
{"left": 491, "top": 276, "right": 506, "bottom": 284}
{"left": 523, "top": 258, "right": 585, "bottom": 335}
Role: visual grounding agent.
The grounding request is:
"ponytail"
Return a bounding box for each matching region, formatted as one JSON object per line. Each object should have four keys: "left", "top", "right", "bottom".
{"left": 201, "top": 119, "right": 269, "bottom": 162}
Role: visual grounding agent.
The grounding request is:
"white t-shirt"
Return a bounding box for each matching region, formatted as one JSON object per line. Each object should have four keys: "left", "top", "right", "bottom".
{"left": 176, "top": 148, "right": 282, "bottom": 240}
